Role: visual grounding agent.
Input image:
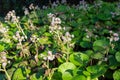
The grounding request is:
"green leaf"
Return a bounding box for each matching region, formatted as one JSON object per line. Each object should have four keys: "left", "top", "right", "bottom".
{"left": 57, "top": 56, "right": 66, "bottom": 63}
{"left": 94, "top": 40, "right": 109, "bottom": 47}
{"left": 87, "top": 65, "right": 99, "bottom": 74}
{"left": 58, "top": 62, "right": 76, "bottom": 74}
{"left": 83, "top": 71, "right": 91, "bottom": 76}
{"left": 109, "top": 55, "right": 119, "bottom": 70}
{"left": 105, "top": 21, "right": 113, "bottom": 26}
{"left": 86, "top": 65, "right": 107, "bottom": 79}
{"left": 85, "top": 50, "right": 94, "bottom": 57}
{"left": 72, "top": 67, "right": 83, "bottom": 76}
{"left": 8, "top": 22, "right": 16, "bottom": 27}
{"left": 12, "top": 67, "right": 26, "bottom": 80}
{"left": 30, "top": 68, "right": 44, "bottom": 80}
{"left": 72, "top": 75, "right": 86, "bottom": 80}
{"left": 115, "top": 52, "right": 120, "bottom": 62}
{"left": 30, "top": 74, "right": 42, "bottom": 80}
{"left": 104, "top": 70, "right": 113, "bottom": 79}
{"left": 82, "top": 37, "right": 91, "bottom": 42}
{"left": 62, "top": 72, "right": 73, "bottom": 80}
{"left": 93, "top": 40, "right": 109, "bottom": 51}
{"left": 92, "top": 53, "right": 104, "bottom": 59}
{"left": 69, "top": 52, "right": 89, "bottom": 66}
{"left": 0, "top": 45, "right": 4, "bottom": 52}
{"left": 52, "top": 72, "right": 62, "bottom": 80}
{"left": 38, "top": 37, "right": 51, "bottom": 45}
{"left": 113, "top": 69, "right": 120, "bottom": 80}
{"left": 80, "top": 41, "right": 92, "bottom": 48}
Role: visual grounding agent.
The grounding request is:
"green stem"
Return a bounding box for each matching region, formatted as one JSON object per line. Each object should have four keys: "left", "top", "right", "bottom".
{"left": 106, "top": 48, "right": 109, "bottom": 57}
{"left": 16, "top": 23, "right": 27, "bottom": 39}
{"left": 34, "top": 41, "right": 39, "bottom": 62}
{"left": 19, "top": 41, "right": 24, "bottom": 57}
{"left": 48, "top": 68, "right": 57, "bottom": 80}
{"left": 33, "top": 9, "right": 38, "bottom": 21}
{"left": 66, "top": 53, "right": 69, "bottom": 62}
{"left": 47, "top": 60, "right": 51, "bottom": 80}
{"left": 47, "top": 59, "right": 49, "bottom": 69}
{"left": 3, "top": 67, "right": 11, "bottom": 80}
{"left": 35, "top": 41, "right": 38, "bottom": 55}
{"left": 66, "top": 43, "right": 70, "bottom": 62}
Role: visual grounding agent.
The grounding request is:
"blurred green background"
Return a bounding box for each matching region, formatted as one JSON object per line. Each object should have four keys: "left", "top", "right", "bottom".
{"left": 0, "top": 0, "right": 119, "bottom": 16}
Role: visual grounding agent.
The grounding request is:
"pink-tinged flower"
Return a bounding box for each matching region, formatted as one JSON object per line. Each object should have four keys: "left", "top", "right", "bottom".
{"left": 24, "top": 8, "right": 29, "bottom": 15}
{"left": 109, "top": 30, "right": 113, "bottom": 34}
{"left": 61, "top": 0, "right": 67, "bottom": 4}
{"left": 113, "top": 33, "right": 119, "bottom": 37}
{"left": 2, "top": 62, "right": 7, "bottom": 67}
{"left": 47, "top": 13, "right": 54, "bottom": 18}
{"left": 29, "top": 3, "right": 34, "bottom": 10}
{"left": 114, "top": 37, "right": 119, "bottom": 41}
{"left": 47, "top": 51, "right": 55, "bottom": 61}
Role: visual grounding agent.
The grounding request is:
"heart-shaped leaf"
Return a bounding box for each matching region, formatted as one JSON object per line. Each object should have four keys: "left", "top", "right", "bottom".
{"left": 58, "top": 62, "right": 76, "bottom": 74}
{"left": 86, "top": 65, "right": 107, "bottom": 79}
{"left": 69, "top": 52, "right": 89, "bottom": 66}
{"left": 12, "top": 67, "right": 26, "bottom": 80}
{"left": 113, "top": 69, "right": 120, "bottom": 80}
{"left": 115, "top": 52, "right": 120, "bottom": 62}
{"left": 0, "top": 45, "right": 4, "bottom": 52}
{"left": 93, "top": 40, "right": 109, "bottom": 51}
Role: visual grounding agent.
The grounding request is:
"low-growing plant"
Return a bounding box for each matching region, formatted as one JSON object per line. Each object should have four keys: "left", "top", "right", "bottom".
{"left": 0, "top": 0, "right": 120, "bottom": 80}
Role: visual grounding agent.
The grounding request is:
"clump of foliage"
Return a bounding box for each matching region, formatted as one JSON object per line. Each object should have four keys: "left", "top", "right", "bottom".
{"left": 0, "top": 0, "right": 120, "bottom": 80}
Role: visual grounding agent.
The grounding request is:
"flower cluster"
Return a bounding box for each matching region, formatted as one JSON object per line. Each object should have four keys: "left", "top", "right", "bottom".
{"left": 62, "top": 32, "right": 74, "bottom": 47}
{"left": 61, "top": 0, "right": 67, "bottom": 4}
{"left": 5, "top": 10, "right": 27, "bottom": 40}
{"left": 42, "top": 5, "right": 48, "bottom": 9}
{"left": 85, "top": 29, "right": 94, "bottom": 39}
{"left": 23, "top": 8, "right": 29, "bottom": 15}
{"left": 79, "top": 0, "right": 88, "bottom": 10}
{"left": 0, "top": 23, "right": 10, "bottom": 43}
{"left": 27, "top": 19, "right": 36, "bottom": 30}
{"left": 0, "top": 23, "right": 8, "bottom": 34}
{"left": 47, "top": 13, "right": 61, "bottom": 25}
{"left": 94, "top": 0, "right": 103, "bottom": 8}
{"left": 109, "top": 31, "right": 119, "bottom": 42}
{"left": 13, "top": 31, "right": 30, "bottom": 57}
{"left": 47, "top": 51, "right": 55, "bottom": 61}
{"left": 41, "top": 51, "right": 55, "bottom": 61}
{"left": 110, "top": 12, "right": 119, "bottom": 18}
{"left": 47, "top": 13, "right": 74, "bottom": 55}
{"left": 47, "top": 13, "right": 54, "bottom": 19}
{"left": 0, "top": 52, "right": 9, "bottom": 68}
{"left": 13, "top": 31, "right": 25, "bottom": 42}
{"left": 52, "top": 17, "right": 61, "bottom": 25}
{"left": 13, "top": 31, "right": 26, "bottom": 50}
{"left": 5, "top": 10, "right": 20, "bottom": 23}
{"left": 48, "top": 13, "right": 63, "bottom": 34}
{"left": 23, "top": 4, "right": 39, "bottom": 15}
{"left": 29, "top": 3, "right": 39, "bottom": 10}
{"left": 30, "top": 34, "right": 39, "bottom": 43}
{"left": 52, "top": 2, "right": 58, "bottom": 8}
{"left": 51, "top": 0, "right": 67, "bottom": 8}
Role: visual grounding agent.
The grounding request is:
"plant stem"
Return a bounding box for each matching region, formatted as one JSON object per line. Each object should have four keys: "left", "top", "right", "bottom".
{"left": 35, "top": 42, "right": 38, "bottom": 55}
{"left": 3, "top": 67, "right": 11, "bottom": 80}
{"left": 35, "top": 41, "right": 39, "bottom": 62}
{"left": 33, "top": 9, "right": 39, "bottom": 21}
{"left": 47, "top": 59, "right": 49, "bottom": 69}
{"left": 66, "top": 43, "right": 70, "bottom": 62}
{"left": 16, "top": 23, "right": 27, "bottom": 39}
{"left": 19, "top": 41, "right": 24, "bottom": 57}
